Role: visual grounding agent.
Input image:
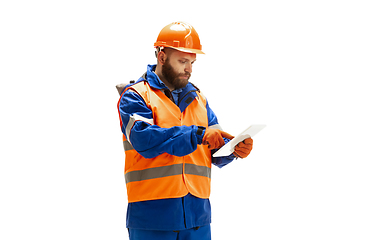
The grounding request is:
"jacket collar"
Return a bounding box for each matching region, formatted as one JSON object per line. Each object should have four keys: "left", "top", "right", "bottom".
{"left": 145, "top": 64, "right": 167, "bottom": 90}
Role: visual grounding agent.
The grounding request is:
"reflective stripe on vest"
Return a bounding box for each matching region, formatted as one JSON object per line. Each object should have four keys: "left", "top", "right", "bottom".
{"left": 123, "top": 139, "right": 134, "bottom": 151}
{"left": 125, "top": 163, "right": 211, "bottom": 183}
{"left": 119, "top": 81, "right": 211, "bottom": 203}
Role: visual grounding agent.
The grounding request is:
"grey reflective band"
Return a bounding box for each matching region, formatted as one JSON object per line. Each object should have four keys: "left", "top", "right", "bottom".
{"left": 125, "top": 164, "right": 183, "bottom": 183}
{"left": 123, "top": 140, "right": 134, "bottom": 151}
{"left": 125, "top": 114, "right": 154, "bottom": 143}
{"left": 125, "top": 163, "right": 211, "bottom": 184}
{"left": 208, "top": 124, "right": 223, "bottom": 130}
{"left": 184, "top": 163, "right": 211, "bottom": 178}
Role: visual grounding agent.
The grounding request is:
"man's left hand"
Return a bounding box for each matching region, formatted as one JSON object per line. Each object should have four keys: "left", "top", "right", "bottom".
{"left": 234, "top": 138, "right": 253, "bottom": 158}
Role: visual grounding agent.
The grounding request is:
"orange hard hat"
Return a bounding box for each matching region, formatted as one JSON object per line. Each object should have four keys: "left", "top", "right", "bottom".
{"left": 154, "top": 21, "right": 205, "bottom": 54}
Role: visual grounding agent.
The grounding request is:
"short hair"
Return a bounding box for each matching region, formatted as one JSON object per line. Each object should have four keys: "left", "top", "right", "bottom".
{"left": 155, "top": 46, "right": 163, "bottom": 58}
{"left": 155, "top": 47, "right": 175, "bottom": 58}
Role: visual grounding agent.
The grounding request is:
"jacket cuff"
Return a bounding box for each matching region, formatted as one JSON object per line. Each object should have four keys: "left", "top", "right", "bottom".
{"left": 195, "top": 126, "right": 206, "bottom": 145}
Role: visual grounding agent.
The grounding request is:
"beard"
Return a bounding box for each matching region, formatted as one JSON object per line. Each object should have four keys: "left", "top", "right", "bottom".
{"left": 162, "top": 59, "right": 191, "bottom": 90}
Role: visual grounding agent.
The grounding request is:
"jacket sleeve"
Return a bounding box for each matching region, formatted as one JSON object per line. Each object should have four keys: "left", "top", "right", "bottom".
{"left": 119, "top": 90, "right": 204, "bottom": 159}
{"left": 205, "top": 100, "right": 237, "bottom": 168}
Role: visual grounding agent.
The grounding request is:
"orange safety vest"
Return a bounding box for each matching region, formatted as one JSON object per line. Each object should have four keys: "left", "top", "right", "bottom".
{"left": 120, "top": 81, "right": 211, "bottom": 203}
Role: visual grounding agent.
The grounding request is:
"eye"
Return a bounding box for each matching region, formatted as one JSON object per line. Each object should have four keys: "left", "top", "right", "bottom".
{"left": 179, "top": 60, "right": 187, "bottom": 64}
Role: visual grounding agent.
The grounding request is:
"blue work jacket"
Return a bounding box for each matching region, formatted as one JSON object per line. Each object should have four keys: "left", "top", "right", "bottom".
{"left": 118, "top": 64, "right": 235, "bottom": 231}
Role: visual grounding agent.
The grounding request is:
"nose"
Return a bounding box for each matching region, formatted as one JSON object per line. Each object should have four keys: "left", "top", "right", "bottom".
{"left": 184, "top": 62, "right": 192, "bottom": 74}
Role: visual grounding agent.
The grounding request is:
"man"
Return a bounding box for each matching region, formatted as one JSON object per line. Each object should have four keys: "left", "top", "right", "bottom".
{"left": 117, "top": 21, "right": 253, "bottom": 240}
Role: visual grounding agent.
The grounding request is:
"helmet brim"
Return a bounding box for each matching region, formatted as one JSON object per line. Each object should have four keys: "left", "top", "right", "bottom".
{"left": 170, "top": 47, "right": 205, "bottom": 55}
{"left": 155, "top": 44, "right": 205, "bottom": 55}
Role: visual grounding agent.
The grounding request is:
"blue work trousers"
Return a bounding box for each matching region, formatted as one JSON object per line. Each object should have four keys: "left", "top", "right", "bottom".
{"left": 128, "top": 225, "right": 211, "bottom": 240}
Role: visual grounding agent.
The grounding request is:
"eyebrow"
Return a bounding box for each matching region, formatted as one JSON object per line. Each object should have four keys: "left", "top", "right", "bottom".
{"left": 181, "top": 58, "right": 197, "bottom": 63}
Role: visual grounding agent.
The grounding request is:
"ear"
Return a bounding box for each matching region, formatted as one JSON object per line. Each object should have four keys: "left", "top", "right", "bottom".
{"left": 157, "top": 51, "right": 167, "bottom": 65}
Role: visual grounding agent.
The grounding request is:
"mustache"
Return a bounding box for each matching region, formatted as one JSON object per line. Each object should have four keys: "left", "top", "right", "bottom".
{"left": 179, "top": 73, "right": 191, "bottom": 78}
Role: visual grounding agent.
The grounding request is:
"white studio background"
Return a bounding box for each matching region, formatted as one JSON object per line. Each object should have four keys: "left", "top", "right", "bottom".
{"left": 1, "top": 0, "right": 383, "bottom": 239}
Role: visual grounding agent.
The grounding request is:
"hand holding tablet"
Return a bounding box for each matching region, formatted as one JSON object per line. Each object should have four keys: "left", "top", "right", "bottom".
{"left": 212, "top": 124, "right": 266, "bottom": 158}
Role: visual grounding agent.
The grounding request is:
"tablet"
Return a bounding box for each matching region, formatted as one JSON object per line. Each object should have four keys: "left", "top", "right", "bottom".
{"left": 212, "top": 124, "right": 266, "bottom": 157}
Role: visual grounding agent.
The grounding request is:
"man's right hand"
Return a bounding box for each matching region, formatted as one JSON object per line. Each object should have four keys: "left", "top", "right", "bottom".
{"left": 202, "top": 129, "right": 234, "bottom": 150}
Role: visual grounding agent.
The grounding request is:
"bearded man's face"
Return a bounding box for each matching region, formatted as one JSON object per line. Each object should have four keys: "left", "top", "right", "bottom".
{"left": 161, "top": 49, "right": 196, "bottom": 90}
{"left": 162, "top": 58, "right": 191, "bottom": 90}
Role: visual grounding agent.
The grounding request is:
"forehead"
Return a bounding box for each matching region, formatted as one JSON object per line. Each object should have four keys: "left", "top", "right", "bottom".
{"left": 169, "top": 49, "right": 197, "bottom": 61}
